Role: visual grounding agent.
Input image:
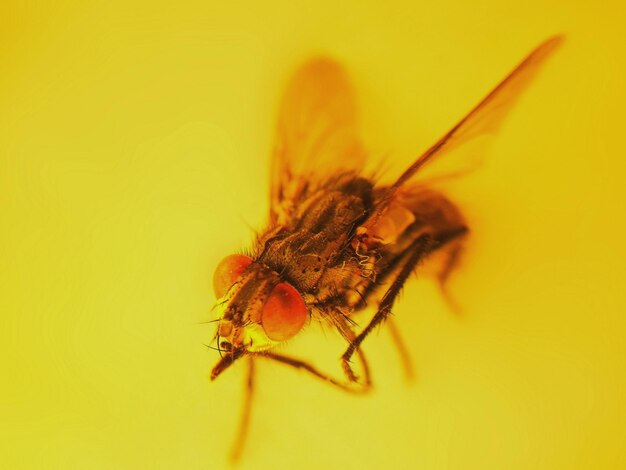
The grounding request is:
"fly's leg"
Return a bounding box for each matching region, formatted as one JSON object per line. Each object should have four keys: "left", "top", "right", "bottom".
{"left": 326, "top": 309, "right": 372, "bottom": 386}
{"left": 352, "top": 245, "right": 418, "bottom": 382}
{"left": 341, "top": 226, "right": 468, "bottom": 381}
{"left": 259, "top": 351, "right": 371, "bottom": 393}
{"left": 342, "top": 233, "right": 433, "bottom": 381}
{"left": 229, "top": 357, "right": 255, "bottom": 464}
{"left": 382, "top": 226, "right": 468, "bottom": 380}
{"left": 386, "top": 316, "right": 414, "bottom": 382}
{"left": 436, "top": 227, "right": 469, "bottom": 314}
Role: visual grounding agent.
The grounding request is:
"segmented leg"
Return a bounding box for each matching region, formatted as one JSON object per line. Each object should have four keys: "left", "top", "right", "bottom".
{"left": 386, "top": 316, "right": 414, "bottom": 382}
{"left": 342, "top": 233, "right": 432, "bottom": 380}
{"left": 229, "top": 357, "right": 256, "bottom": 464}
{"left": 211, "top": 347, "right": 245, "bottom": 380}
{"left": 384, "top": 226, "right": 468, "bottom": 379}
{"left": 229, "top": 350, "right": 370, "bottom": 461}
{"left": 259, "top": 351, "right": 371, "bottom": 393}
{"left": 342, "top": 226, "right": 468, "bottom": 381}
{"left": 326, "top": 308, "right": 372, "bottom": 386}
{"left": 436, "top": 229, "right": 468, "bottom": 314}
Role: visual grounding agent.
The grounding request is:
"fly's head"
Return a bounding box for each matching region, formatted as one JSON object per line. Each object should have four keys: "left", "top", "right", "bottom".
{"left": 210, "top": 254, "right": 308, "bottom": 380}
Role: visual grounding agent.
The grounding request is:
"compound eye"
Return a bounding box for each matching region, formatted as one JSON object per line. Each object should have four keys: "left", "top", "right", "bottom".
{"left": 261, "top": 282, "right": 307, "bottom": 341}
{"left": 213, "top": 254, "right": 253, "bottom": 298}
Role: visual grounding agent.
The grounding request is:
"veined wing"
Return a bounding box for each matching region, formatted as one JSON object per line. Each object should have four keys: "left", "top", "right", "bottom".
{"left": 368, "top": 36, "right": 564, "bottom": 226}
{"left": 270, "top": 58, "right": 366, "bottom": 224}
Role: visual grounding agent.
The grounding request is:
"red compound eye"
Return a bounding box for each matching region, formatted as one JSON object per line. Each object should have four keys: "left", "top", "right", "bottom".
{"left": 213, "top": 254, "right": 253, "bottom": 298}
{"left": 261, "top": 282, "right": 307, "bottom": 341}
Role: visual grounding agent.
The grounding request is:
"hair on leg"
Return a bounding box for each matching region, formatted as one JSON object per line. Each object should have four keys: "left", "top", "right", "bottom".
{"left": 229, "top": 356, "right": 256, "bottom": 464}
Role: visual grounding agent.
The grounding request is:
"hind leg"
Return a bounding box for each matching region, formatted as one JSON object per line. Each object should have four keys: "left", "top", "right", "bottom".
{"left": 435, "top": 228, "right": 469, "bottom": 314}
{"left": 386, "top": 316, "right": 415, "bottom": 382}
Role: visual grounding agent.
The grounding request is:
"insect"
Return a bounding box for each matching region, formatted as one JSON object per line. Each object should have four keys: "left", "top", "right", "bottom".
{"left": 208, "top": 36, "right": 562, "bottom": 462}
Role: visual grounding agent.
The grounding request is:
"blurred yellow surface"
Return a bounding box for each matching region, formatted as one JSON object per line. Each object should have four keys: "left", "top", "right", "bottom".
{"left": 1, "top": 1, "right": 625, "bottom": 469}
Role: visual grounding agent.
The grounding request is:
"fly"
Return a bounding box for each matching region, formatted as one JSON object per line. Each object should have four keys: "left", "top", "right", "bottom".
{"left": 207, "top": 36, "right": 562, "bottom": 462}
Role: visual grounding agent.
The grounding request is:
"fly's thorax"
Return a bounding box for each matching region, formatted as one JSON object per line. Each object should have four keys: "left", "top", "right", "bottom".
{"left": 259, "top": 188, "right": 370, "bottom": 293}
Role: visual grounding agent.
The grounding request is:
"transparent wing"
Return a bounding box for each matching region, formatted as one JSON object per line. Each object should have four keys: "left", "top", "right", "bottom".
{"left": 369, "top": 36, "right": 564, "bottom": 223}
{"left": 270, "top": 58, "right": 366, "bottom": 223}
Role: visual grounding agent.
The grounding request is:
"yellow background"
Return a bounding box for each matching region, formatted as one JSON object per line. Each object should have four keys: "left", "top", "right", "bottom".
{"left": 1, "top": 1, "right": 625, "bottom": 469}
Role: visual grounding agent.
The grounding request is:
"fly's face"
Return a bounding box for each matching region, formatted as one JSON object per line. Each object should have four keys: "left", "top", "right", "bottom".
{"left": 210, "top": 254, "right": 308, "bottom": 379}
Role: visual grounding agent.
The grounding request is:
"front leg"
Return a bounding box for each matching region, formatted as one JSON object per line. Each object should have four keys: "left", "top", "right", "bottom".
{"left": 228, "top": 350, "right": 370, "bottom": 463}
{"left": 229, "top": 357, "right": 256, "bottom": 464}
{"left": 259, "top": 351, "right": 371, "bottom": 394}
